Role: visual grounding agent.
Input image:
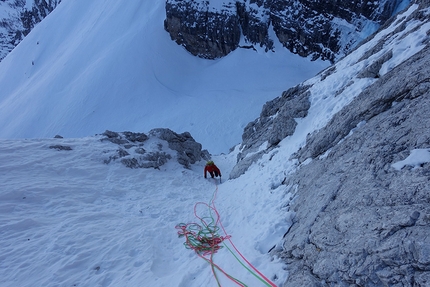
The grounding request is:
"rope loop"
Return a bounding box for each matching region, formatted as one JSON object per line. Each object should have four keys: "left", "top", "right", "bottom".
{"left": 176, "top": 183, "right": 277, "bottom": 287}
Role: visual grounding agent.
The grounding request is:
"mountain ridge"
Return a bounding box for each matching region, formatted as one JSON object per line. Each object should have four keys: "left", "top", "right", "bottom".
{"left": 164, "top": 0, "right": 411, "bottom": 61}
{"left": 232, "top": 1, "right": 430, "bottom": 284}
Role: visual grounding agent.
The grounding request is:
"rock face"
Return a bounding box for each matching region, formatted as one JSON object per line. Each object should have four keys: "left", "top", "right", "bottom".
{"left": 164, "top": 0, "right": 408, "bottom": 61}
{"left": 229, "top": 0, "right": 430, "bottom": 285}
{"left": 277, "top": 43, "right": 430, "bottom": 286}
{"left": 230, "top": 84, "right": 312, "bottom": 179}
{"left": 20, "top": 0, "right": 61, "bottom": 36}
{"left": 229, "top": 0, "right": 429, "bottom": 179}
{"left": 164, "top": 1, "right": 241, "bottom": 59}
{"left": 0, "top": 0, "right": 61, "bottom": 61}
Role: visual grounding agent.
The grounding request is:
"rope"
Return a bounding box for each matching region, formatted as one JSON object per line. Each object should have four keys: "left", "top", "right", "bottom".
{"left": 176, "top": 205, "right": 246, "bottom": 286}
{"left": 209, "top": 185, "right": 277, "bottom": 287}
{"left": 176, "top": 181, "right": 277, "bottom": 287}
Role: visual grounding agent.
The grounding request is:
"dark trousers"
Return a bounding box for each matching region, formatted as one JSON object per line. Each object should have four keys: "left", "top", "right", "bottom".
{"left": 210, "top": 171, "right": 219, "bottom": 178}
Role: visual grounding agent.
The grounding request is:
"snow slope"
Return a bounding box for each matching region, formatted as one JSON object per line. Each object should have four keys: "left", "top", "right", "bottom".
{"left": 0, "top": 136, "right": 291, "bottom": 287}
{"left": 1, "top": 4, "right": 428, "bottom": 285}
{"left": 1, "top": 1, "right": 429, "bottom": 287}
{"left": 0, "top": 0, "right": 328, "bottom": 154}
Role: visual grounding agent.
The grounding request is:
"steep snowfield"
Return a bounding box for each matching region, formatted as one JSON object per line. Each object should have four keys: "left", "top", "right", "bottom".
{"left": 0, "top": 0, "right": 328, "bottom": 154}
{"left": 0, "top": 136, "right": 290, "bottom": 287}
{"left": 1, "top": 5, "right": 428, "bottom": 284}
{"left": 1, "top": 1, "right": 429, "bottom": 286}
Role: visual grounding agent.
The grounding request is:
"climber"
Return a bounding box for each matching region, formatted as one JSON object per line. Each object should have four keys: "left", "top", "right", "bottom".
{"left": 204, "top": 161, "right": 221, "bottom": 179}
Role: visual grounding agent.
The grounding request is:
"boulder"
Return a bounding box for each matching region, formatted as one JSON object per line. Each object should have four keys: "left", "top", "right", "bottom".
{"left": 101, "top": 128, "right": 204, "bottom": 169}
{"left": 149, "top": 128, "right": 203, "bottom": 168}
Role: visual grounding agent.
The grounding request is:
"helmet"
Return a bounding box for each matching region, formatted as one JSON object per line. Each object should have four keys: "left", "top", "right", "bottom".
{"left": 206, "top": 160, "right": 214, "bottom": 166}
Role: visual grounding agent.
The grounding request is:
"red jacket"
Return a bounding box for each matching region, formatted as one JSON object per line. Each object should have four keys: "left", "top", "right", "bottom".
{"left": 204, "top": 164, "right": 221, "bottom": 178}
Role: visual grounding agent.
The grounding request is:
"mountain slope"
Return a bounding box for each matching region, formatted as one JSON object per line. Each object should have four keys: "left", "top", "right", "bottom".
{"left": 0, "top": 0, "right": 60, "bottom": 61}
{"left": 0, "top": 0, "right": 327, "bottom": 154}
{"left": 1, "top": 0, "right": 429, "bottom": 286}
{"left": 0, "top": 131, "right": 291, "bottom": 287}
{"left": 164, "top": 0, "right": 411, "bottom": 61}
{"left": 280, "top": 42, "right": 430, "bottom": 286}
{"left": 229, "top": 1, "right": 430, "bottom": 285}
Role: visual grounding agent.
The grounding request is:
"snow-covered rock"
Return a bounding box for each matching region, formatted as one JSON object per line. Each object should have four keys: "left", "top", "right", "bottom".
{"left": 231, "top": 0, "right": 430, "bottom": 179}
{"left": 280, "top": 40, "right": 430, "bottom": 287}
{"left": 164, "top": 0, "right": 410, "bottom": 61}
{"left": 100, "top": 128, "right": 206, "bottom": 169}
{"left": 0, "top": 0, "right": 60, "bottom": 61}
{"left": 230, "top": 0, "right": 430, "bottom": 284}
{"left": 1, "top": 1, "right": 430, "bottom": 286}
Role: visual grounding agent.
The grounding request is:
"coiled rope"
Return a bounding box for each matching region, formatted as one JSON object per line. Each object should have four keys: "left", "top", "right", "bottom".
{"left": 176, "top": 183, "right": 277, "bottom": 287}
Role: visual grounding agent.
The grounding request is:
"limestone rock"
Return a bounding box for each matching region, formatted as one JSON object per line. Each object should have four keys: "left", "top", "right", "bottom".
{"left": 100, "top": 128, "right": 204, "bottom": 169}
{"left": 273, "top": 13, "right": 430, "bottom": 287}
{"left": 149, "top": 128, "right": 203, "bottom": 168}
{"left": 164, "top": 0, "right": 240, "bottom": 59}
{"left": 230, "top": 84, "right": 311, "bottom": 179}
{"left": 229, "top": 1, "right": 430, "bottom": 284}
{"left": 164, "top": 0, "right": 406, "bottom": 61}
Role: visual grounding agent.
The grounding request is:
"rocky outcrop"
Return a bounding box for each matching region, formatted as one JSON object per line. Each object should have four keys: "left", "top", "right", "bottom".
{"left": 101, "top": 128, "right": 205, "bottom": 169}
{"left": 164, "top": 1, "right": 241, "bottom": 59}
{"left": 230, "top": 84, "right": 312, "bottom": 179}
{"left": 164, "top": 0, "right": 409, "bottom": 61}
{"left": 229, "top": 0, "right": 427, "bottom": 180}
{"left": 238, "top": 1, "right": 430, "bottom": 285}
{"left": 20, "top": 0, "right": 62, "bottom": 37}
{"left": 0, "top": 0, "right": 61, "bottom": 61}
{"left": 148, "top": 128, "right": 205, "bottom": 168}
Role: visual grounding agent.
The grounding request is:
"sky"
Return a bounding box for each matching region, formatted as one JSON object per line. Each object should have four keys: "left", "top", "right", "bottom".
{"left": 1, "top": 1, "right": 429, "bottom": 287}
{"left": 0, "top": 0, "right": 329, "bottom": 155}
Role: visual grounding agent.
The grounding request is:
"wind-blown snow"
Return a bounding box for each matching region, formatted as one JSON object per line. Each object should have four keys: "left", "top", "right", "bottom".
{"left": 0, "top": 0, "right": 328, "bottom": 155}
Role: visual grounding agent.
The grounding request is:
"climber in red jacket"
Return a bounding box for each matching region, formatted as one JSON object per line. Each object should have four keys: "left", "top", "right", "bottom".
{"left": 204, "top": 161, "right": 221, "bottom": 179}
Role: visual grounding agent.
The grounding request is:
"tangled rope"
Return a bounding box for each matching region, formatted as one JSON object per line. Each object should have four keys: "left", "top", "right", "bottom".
{"left": 176, "top": 200, "right": 246, "bottom": 286}
{"left": 175, "top": 203, "right": 230, "bottom": 256}
{"left": 176, "top": 184, "right": 277, "bottom": 287}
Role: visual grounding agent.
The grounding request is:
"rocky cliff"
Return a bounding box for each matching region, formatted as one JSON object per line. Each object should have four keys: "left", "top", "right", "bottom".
{"left": 1, "top": 0, "right": 407, "bottom": 62}
{"left": 280, "top": 44, "right": 430, "bottom": 286}
{"left": 0, "top": 0, "right": 60, "bottom": 61}
{"left": 164, "top": 0, "right": 410, "bottom": 61}
{"left": 231, "top": 0, "right": 430, "bottom": 285}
